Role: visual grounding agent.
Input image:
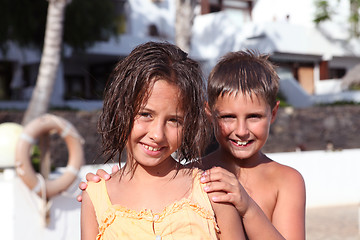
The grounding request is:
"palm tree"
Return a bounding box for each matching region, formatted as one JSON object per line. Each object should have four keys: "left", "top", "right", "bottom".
{"left": 175, "top": 0, "right": 196, "bottom": 53}
{"left": 314, "top": 0, "right": 360, "bottom": 37}
{"left": 22, "top": 0, "right": 71, "bottom": 125}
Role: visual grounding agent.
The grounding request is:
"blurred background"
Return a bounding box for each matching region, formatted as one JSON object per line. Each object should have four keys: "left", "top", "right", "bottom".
{"left": 1, "top": 0, "right": 359, "bottom": 164}
{"left": 0, "top": 0, "right": 359, "bottom": 239}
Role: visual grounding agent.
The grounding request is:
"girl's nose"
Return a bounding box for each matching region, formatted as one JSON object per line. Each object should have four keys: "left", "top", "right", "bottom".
{"left": 149, "top": 120, "right": 165, "bottom": 142}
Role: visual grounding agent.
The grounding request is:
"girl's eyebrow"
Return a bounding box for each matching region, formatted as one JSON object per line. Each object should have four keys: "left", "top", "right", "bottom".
{"left": 139, "top": 106, "right": 151, "bottom": 111}
{"left": 138, "top": 106, "right": 157, "bottom": 113}
{"left": 139, "top": 107, "right": 184, "bottom": 117}
{"left": 170, "top": 113, "right": 184, "bottom": 119}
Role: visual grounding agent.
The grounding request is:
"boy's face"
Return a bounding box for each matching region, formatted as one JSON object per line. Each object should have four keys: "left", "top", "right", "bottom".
{"left": 213, "top": 92, "right": 279, "bottom": 161}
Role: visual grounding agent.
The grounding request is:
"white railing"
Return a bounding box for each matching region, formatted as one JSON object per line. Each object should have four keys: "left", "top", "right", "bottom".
{"left": 314, "top": 78, "right": 343, "bottom": 94}
{"left": 280, "top": 77, "right": 360, "bottom": 107}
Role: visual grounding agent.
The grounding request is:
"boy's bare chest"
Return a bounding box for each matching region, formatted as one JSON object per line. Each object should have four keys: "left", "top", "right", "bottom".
{"left": 240, "top": 174, "right": 278, "bottom": 219}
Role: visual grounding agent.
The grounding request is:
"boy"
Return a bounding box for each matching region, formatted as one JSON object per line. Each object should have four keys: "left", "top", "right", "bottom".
{"left": 79, "top": 50, "right": 305, "bottom": 240}
{"left": 200, "top": 50, "right": 305, "bottom": 239}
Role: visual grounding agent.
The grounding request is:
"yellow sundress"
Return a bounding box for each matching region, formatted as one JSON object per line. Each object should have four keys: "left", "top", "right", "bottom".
{"left": 86, "top": 168, "right": 219, "bottom": 240}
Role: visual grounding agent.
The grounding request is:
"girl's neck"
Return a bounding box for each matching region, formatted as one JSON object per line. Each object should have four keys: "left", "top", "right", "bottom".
{"left": 107, "top": 159, "right": 192, "bottom": 214}
{"left": 123, "top": 157, "right": 179, "bottom": 182}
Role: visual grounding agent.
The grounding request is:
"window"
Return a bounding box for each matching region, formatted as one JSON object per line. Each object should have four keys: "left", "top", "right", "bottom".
{"left": 88, "top": 61, "right": 117, "bottom": 100}
{"left": 0, "top": 61, "right": 12, "bottom": 100}
{"left": 329, "top": 68, "right": 346, "bottom": 79}
{"left": 64, "top": 75, "right": 86, "bottom": 100}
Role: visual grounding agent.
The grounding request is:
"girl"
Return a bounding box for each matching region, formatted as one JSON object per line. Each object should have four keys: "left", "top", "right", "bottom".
{"left": 81, "top": 42, "right": 245, "bottom": 240}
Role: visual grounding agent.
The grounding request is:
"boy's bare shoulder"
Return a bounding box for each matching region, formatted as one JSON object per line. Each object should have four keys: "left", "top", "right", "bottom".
{"left": 264, "top": 157, "right": 305, "bottom": 189}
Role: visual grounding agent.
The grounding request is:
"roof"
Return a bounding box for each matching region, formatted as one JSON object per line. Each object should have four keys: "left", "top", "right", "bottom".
{"left": 241, "top": 22, "right": 355, "bottom": 58}
{"left": 191, "top": 11, "right": 360, "bottom": 61}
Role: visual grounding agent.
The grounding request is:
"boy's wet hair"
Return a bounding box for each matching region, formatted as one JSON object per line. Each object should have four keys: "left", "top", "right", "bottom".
{"left": 207, "top": 49, "right": 279, "bottom": 109}
{"left": 98, "top": 41, "right": 209, "bottom": 168}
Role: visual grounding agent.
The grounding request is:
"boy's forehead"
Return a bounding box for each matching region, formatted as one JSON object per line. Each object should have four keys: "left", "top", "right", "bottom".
{"left": 216, "top": 91, "right": 269, "bottom": 107}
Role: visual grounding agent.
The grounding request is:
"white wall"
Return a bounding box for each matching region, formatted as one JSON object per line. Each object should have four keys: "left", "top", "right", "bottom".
{"left": 268, "top": 149, "right": 360, "bottom": 208}
{"left": 252, "top": 0, "right": 350, "bottom": 29}
{"left": 253, "top": 0, "right": 316, "bottom": 26}
{"left": 0, "top": 164, "right": 115, "bottom": 240}
{"left": 1, "top": 149, "right": 360, "bottom": 239}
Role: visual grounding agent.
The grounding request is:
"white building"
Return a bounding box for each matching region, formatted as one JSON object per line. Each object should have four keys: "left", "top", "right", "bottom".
{"left": 1, "top": 0, "right": 360, "bottom": 110}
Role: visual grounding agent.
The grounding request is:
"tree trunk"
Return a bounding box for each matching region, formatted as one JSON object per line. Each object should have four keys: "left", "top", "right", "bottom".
{"left": 175, "top": 0, "right": 196, "bottom": 53}
{"left": 22, "top": 0, "right": 69, "bottom": 125}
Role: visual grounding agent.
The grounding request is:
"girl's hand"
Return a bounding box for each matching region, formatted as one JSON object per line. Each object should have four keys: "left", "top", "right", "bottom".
{"left": 76, "top": 165, "right": 119, "bottom": 202}
{"left": 200, "top": 166, "right": 251, "bottom": 216}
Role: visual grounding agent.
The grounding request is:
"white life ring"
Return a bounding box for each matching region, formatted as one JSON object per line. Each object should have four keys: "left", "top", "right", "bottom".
{"left": 15, "top": 114, "right": 84, "bottom": 198}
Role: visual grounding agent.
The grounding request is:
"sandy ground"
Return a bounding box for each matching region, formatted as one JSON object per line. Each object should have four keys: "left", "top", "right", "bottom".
{"left": 306, "top": 204, "right": 360, "bottom": 240}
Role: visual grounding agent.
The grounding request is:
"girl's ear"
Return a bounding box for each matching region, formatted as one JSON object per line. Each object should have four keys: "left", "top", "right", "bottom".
{"left": 270, "top": 100, "right": 280, "bottom": 124}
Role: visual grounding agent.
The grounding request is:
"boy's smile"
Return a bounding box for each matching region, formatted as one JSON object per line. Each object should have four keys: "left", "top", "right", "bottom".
{"left": 213, "top": 92, "right": 279, "bottom": 163}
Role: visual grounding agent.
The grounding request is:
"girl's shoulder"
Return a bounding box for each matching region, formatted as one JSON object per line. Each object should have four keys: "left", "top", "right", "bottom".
{"left": 86, "top": 179, "right": 113, "bottom": 218}
{"left": 86, "top": 179, "right": 107, "bottom": 195}
{"left": 174, "top": 166, "right": 203, "bottom": 181}
{"left": 188, "top": 168, "right": 213, "bottom": 207}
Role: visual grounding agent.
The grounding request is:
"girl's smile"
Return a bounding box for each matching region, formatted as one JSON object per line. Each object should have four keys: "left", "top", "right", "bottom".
{"left": 142, "top": 143, "right": 161, "bottom": 152}
{"left": 127, "top": 80, "right": 184, "bottom": 170}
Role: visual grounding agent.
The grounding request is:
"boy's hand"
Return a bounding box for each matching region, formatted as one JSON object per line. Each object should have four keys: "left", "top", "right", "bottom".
{"left": 76, "top": 165, "right": 119, "bottom": 202}
{"left": 200, "top": 166, "right": 251, "bottom": 216}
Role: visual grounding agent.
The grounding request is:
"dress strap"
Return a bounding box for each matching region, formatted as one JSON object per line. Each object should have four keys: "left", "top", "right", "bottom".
{"left": 191, "top": 168, "right": 213, "bottom": 212}
{"left": 191, "top": 168, "right": 220, "bottom": 233}
{"left": 86, "top": 180, "right": 113, "bottom": 223}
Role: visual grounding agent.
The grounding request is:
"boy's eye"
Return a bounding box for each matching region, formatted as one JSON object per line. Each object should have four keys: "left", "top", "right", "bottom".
{"left": 219, "top": 114, "right": 235, "bottom": 119}
{"left": 248, "top": 114, "right": 262, "bottom": 119}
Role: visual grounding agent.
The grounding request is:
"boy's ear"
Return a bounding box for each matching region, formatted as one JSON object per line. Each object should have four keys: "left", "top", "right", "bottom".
{"left": 270, "top": 100, "right": 280, "bottom": 124}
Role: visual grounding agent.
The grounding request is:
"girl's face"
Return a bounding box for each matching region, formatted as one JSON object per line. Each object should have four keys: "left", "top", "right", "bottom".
{"left": 127, "top": 80, "right": 184, "bottom": 170}
{"left": 213, "top": 92, "right": 279, "bottom": 162}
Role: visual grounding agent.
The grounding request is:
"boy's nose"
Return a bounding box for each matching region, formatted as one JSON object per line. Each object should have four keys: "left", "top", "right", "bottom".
{"left": 234, "top": 120, "right": 249, "bottom": 137}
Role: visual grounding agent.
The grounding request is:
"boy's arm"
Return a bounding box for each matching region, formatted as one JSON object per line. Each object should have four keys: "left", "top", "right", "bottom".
{"left": 209, "top": 191, "right": 246, "bottom": 240}
{"left": 241, "top": 199, "right": 286, "bottom": 239}
{"left": 77, "top": 165, "right": 119, "bottom": 202}
{"left": 81, "top": 190, "right": 99, "bottom": 239}
{"left": 201, "top": 167, "right": 286, "bottom": 240}
{"left": 271, "top": 167, "right": 306, "bottom": 240}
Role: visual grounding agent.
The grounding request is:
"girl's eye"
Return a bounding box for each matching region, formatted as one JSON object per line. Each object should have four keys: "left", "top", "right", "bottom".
{"left": 138, "top": 112, "right": 151, "bottom": 118}
{"left": 168, "top": 118, "right": 183, "bottom": 126}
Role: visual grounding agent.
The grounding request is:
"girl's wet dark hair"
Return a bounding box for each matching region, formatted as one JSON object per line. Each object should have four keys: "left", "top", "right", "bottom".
{"left": 98, "top": 41, "right": 209, "bottom": 170}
